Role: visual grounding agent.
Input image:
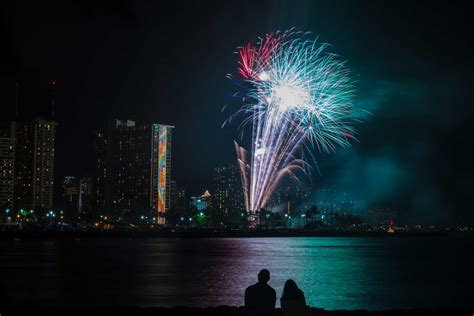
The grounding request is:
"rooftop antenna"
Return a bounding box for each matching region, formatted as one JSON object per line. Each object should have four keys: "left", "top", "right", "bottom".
{"left": 51, "top": 80, "right": 56, "bottom": 120}
{"left": 15, "top": 82, "right": 20, "bottom": 120}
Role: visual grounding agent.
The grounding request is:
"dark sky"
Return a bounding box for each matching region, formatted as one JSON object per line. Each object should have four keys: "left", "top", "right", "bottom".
{"left": 1, "top": 1, "right": 473, "bottom": 224}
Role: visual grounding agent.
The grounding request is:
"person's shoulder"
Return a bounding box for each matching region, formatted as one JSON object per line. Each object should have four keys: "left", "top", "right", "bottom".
{"left": 265, "top": 284, "right": 276, "bottom": 293}
{"left": 246, "top": 283, "right": 258, "bottom": 291}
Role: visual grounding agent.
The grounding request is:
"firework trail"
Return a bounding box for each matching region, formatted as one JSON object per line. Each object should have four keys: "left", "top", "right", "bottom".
{"left": 229, "top": 29, "right": 357, "bottom": 223}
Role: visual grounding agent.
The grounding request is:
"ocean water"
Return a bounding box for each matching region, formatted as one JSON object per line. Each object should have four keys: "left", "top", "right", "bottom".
{"left": 1, "top": 236, "right": 473, "bottom": 310}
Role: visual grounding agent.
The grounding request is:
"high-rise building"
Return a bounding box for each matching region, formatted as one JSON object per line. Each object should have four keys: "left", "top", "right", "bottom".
{"left": 170, "top": 180, "right": 177, "bottom": 210}
{"left": 14, "top": 119, "right": 56, "bottom": 211}
{"left": 212, "top": 164, "right": 245, "bottom": 215}
{"left": 0, "top": 124, "right": 15, "bottom": 211}
{"left": 177, "top": 187, "right": 186, "bottom": 211}
{"left": 94, "top": 120, "right": 173, "bottom": 222}
{"left": 270, "top": 182, "right": 311, "bottom": 211}
{"left": 62, "top": 176, "right": 79, "bottom": 217}
{"left": 62, "top": 176, "right": 93, "bottom": 221}
{"left": 78, "top": 177, "right": 93, "bottom": 218}
{"left": 170, "top": 180, "right": 186, "bottom": 212}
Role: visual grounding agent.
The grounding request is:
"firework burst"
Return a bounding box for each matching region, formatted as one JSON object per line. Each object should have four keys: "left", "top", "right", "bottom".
{"left": 229, "top": 29, "right": 357, "bottom": 223}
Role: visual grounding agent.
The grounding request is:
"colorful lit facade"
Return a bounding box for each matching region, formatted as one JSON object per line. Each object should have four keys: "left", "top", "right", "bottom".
{"left": 151, "top": 124, "right": 173, "bottom": 223}
{"left": 94, "top": 120, "right": 173, "bottom": 223}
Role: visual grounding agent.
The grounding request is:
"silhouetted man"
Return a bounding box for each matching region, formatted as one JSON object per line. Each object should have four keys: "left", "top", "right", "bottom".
{"left": 244, "top": 269, "right": 276, "bottom": 315}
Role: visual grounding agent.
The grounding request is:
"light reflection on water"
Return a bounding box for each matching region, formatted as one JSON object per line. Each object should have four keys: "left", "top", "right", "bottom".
{"left": 1, "top": 237, "right": 473, "bottom": 310}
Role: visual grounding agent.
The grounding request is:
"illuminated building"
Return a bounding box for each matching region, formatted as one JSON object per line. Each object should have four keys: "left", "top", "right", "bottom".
{"left": 170, "top": 181, "right": 186, "bottom": 212}
{"left": 170, "top": 180, "right": 177, "bottom": 210}
{"left": 62, "top": 176, "right": 93, "bottom": 220}
{"left": 78, "top": 177, "right": 92, "bottom": 218}
{"left": 13, "top": 119, "right": 56, "bottom": 211}
{"left": 170, "top": 180, "right": 187, "bottom": 212}
{"left": 0, "top": 124, "right": 15, "bottom": 211}
{"left": 190, "top": 190, "right": 211, "bottom": 211}
{"left": 94, "top": 120, "right": 173, "bottom": 223}
{"left": 268, "top": 181, "right": 311, "bottom": 212}
{"left": 212, "top": 163, "right": 245, "bottom": 215}
{"left": 63, "top": 176, "right": 79, "bottom": 217}
{"left": 152, "top": 123, "right": 173, "bottom": 221}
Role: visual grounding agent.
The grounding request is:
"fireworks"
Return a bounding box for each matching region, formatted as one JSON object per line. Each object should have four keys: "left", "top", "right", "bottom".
{"left": 230, "top": 29, "right": 357, "bottom": 222}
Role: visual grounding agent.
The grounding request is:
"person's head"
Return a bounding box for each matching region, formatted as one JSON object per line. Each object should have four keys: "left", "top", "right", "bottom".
{"left": 282, "top": 279, "right": 301, "bottom": 300}
{"left": 257, "top": 269, "right": 270, "bottom": 284}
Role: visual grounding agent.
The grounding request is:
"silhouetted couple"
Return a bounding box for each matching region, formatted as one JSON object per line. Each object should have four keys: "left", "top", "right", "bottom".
{"left": 245, "top": 269, "right": 307, "bottom": 316}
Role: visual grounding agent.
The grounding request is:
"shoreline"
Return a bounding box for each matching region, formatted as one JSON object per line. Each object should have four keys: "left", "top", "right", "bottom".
{"left": 1, "top": 305, "right": 471, "bottom": 316}
{"left": 0, "top": 230, "right": 463, "bottom": 239}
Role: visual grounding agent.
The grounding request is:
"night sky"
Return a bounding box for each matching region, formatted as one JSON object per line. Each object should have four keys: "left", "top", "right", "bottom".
{"left": 1, "top": 1, "right": 472, "bottom": 224}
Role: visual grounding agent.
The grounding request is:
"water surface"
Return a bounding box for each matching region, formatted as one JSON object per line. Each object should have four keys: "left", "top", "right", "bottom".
{"left": 1, "top": 236, "right": 472, "bottom": 310}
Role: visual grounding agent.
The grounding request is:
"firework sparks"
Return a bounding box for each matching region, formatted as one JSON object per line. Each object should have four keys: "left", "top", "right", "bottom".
{"left": 231, "top": 29, "right": 357, "bottom": 223}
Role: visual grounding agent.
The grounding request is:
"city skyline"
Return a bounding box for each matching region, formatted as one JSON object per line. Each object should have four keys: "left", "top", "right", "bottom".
{"left": 1, "top": 1, "right": 473, "bottom": 225}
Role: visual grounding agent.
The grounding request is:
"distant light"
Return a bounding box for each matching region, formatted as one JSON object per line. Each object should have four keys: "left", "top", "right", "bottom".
{"left": 199, "top": 212, "right": 204, "bottom": 216}
{"left": 5, "top": 209, "right": 10, "bottom": 213}
{"left": 180, "top": 217, "right": 184, "bottom": 221}
{"left": 52, "top": 81, "right": 56, "bottom": 85}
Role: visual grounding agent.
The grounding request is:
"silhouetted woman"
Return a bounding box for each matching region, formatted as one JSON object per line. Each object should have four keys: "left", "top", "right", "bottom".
{"left": 280, "top": 279, "right": 307, "bottom": 316}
